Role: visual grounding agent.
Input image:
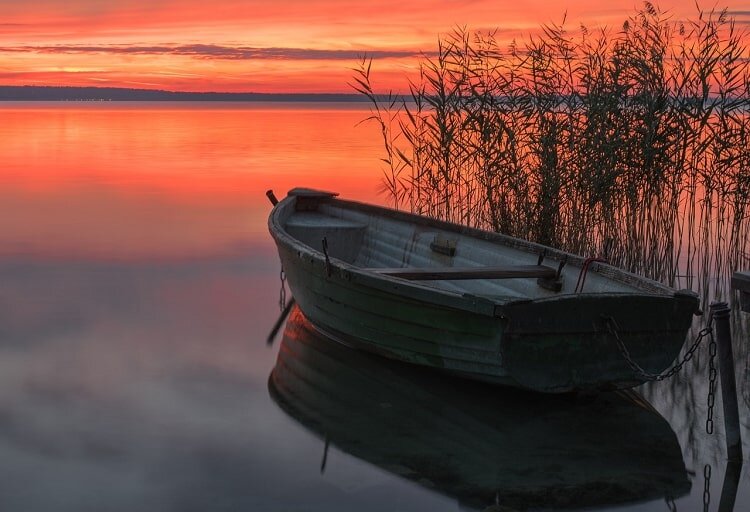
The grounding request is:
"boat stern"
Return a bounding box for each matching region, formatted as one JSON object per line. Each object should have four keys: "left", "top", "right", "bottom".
{"left": 498, "top": 292, "right": 700, "bottom": 392}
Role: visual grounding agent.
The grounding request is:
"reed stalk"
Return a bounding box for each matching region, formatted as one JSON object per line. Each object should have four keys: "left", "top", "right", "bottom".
{"left": 355, "top": 3, "right": 750, "bottom": 290}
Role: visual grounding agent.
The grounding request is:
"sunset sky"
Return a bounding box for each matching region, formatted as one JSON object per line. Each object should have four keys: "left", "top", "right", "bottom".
{"left": 1, "top": 1, "right": 749, "bottom": 93}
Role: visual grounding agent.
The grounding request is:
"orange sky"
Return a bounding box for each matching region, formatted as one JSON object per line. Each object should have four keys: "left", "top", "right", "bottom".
{"left": 1, "top": 1, "right": 748, "bottom": 93}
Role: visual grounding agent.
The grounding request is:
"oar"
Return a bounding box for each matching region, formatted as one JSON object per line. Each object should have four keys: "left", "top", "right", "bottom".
{"left": 265, "top": 188, "right": 293, "bottom": 346}
{"left": 320, "top": 435, "right": 330, "bottom": 474}
{"left": 267, "top": 297, "right": 295, "bottom": 346}
{"left": 266, "top": 189, "right": 279, "bottom": 206}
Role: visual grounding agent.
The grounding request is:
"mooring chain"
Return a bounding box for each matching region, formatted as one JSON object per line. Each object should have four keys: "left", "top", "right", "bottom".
{"left": 604, "top": 316, "right": 713, "bottom": 382}
{"left": 705, "top": 330, "right": 718, "bottom": 434}
{"left": 279, "top": 268, "right": 287, "bottom": 312}
{"left": 703, "top": 464, "right": 712, "bottom": 512}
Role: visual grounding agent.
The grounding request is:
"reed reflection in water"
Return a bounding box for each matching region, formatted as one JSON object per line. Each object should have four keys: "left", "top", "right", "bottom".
{"left": 270, "top": 307, "right": 691, "bottom": 511}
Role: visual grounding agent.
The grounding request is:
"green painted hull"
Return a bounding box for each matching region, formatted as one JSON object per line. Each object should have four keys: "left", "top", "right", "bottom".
{"left": 269, "top": 191, "right": 700, "bottom": 393}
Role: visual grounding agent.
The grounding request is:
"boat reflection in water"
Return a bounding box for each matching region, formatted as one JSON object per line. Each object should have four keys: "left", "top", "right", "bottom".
{"left": 268, "top": 307, "right": 691, "bottom": 511}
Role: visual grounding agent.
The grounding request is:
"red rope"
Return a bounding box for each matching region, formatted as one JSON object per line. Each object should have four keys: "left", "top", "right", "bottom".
{"left": 574, "top": 257, "right": 607, "bottom": 293}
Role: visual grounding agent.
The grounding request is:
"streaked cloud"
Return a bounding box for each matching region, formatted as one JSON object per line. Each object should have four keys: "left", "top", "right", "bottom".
{"left": 0, "top": 1, "right": 747, "bottom": 92}
{"left": 0, "top": 43, "right": 423, "bottom": 61}
{"left": 726, "top": 10, "right": 750, "bottom": 24}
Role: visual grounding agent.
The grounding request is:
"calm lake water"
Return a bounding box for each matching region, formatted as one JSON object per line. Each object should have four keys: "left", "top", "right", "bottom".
{"left": 1, "top": 102, "right": 748, "bottom": 511}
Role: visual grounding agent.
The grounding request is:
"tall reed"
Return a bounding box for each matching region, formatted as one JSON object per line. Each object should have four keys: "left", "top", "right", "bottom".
{"left": 354, "top": 3, "right": 750, "bottom": 292}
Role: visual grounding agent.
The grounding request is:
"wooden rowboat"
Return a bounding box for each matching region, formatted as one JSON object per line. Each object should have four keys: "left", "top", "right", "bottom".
{"left": 268, "top": 188, "right": 700, "bottom": 393}
{"left": 269, "top": 308, "right": 690, "bottom": 510}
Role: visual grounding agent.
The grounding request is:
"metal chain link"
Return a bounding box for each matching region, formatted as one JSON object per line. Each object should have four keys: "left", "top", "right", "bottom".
{"left": 604, "top": 316, "right": 712, "bottom": 382}
{"left": 279, "top": 268, "right": 287, "bottom": 311}
{"left": 705, "top": 331, "right": 718, "bottom": 434}
{"left": 703, "top": 463, "right": 712, "bottom": 512}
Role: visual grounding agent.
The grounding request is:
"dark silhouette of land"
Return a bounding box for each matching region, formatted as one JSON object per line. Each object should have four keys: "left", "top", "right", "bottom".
{"left": 0, "top": 85, "right": 374, "bottom": 102}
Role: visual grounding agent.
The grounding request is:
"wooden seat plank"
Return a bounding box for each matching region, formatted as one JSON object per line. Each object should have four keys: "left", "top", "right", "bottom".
{"left": 369, "top": 265, "right": 557, "bottom": 281}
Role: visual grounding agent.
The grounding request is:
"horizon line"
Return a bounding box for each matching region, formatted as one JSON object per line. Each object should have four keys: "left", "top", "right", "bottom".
{"left": 0, "top": 85, "right": 384, "bottom": 101}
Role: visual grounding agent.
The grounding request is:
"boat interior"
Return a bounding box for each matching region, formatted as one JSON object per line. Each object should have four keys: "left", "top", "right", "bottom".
{"left": 281, "top": 199, "right": 668, "bottom": 302}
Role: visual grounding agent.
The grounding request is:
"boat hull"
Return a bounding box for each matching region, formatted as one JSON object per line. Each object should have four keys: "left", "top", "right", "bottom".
{"left": 277, "top": 242, "right": 697, "bottom": 392}
{"left": 270, "top": 191, "right": 699, "bottom": 393}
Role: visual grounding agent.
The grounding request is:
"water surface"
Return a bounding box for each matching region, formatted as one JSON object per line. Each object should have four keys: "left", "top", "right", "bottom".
{"left": 1, "top": 102, "right": 748, "bottom": 511}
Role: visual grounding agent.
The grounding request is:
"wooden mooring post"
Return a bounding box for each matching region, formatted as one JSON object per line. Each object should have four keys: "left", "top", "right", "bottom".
{"left": 709, "top": 301, "right": 743, "bottom": 463}
{"left": 732, "top": 271, "right": 750, "bottom": 313}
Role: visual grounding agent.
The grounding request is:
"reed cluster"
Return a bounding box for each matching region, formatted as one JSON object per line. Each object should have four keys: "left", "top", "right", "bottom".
{"left": 354, "top": 3, "right": 750, "bottom": 291}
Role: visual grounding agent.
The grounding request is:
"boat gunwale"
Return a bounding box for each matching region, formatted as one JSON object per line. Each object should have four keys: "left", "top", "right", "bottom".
{"left": 268, "top": 193, "right": 697, "bottom": 316}
{"left": 270, "top": 197, "right": 499, "bottom": 317}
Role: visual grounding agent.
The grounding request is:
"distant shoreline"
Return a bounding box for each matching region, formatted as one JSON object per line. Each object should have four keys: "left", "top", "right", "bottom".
{"left": 0, "top": 86, "right": 386, "bottom": 102}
